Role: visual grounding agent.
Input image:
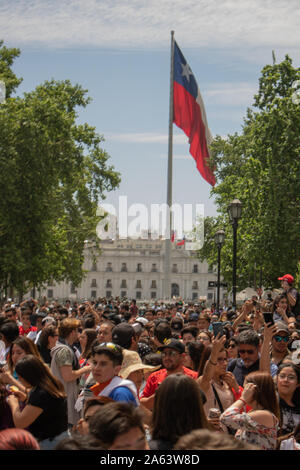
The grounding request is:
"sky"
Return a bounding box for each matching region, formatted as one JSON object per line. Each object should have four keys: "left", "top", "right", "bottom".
{"left": 1, "top": 0, "right": 300, "bottom": 230}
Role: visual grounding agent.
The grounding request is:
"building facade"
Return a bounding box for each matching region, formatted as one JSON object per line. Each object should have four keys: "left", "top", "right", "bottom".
{"left": 40, "top": 237, "right": 227, "bottom": 304}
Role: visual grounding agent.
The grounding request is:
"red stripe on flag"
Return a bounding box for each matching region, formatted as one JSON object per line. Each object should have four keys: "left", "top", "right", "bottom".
{"left": 173, "top": 82, "right": 215, "bottom": 186}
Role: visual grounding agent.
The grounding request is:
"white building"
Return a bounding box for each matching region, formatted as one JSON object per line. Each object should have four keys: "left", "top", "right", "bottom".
{"left": 39, "top": 236, "right": 227, "bottom": 304}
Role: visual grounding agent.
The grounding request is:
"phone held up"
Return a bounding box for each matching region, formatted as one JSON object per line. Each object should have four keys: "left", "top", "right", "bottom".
{"left": 262, "top": 312, "right": 274, "bottom": 325}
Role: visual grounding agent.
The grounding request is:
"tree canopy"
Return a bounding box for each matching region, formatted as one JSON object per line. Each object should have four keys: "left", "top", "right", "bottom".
{"left": 198, "top": 55, "right": 300, "bottom": 293}
{"left": 0, "top": 41, "right": 121, "bottom": 296}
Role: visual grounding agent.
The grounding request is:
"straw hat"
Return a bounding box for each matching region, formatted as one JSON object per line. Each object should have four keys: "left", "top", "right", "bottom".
{"left": 119, "top": 350, "right": 160, "bottom": 379}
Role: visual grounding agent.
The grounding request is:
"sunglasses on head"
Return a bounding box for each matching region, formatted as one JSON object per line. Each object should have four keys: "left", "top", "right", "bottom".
{"left": 274, "top": 335, "right": 289, "bottom": 343}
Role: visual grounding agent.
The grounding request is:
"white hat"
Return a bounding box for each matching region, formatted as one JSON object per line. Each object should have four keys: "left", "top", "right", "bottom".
{"left": 119, "top": 350, "right": 159, "bottom": 380}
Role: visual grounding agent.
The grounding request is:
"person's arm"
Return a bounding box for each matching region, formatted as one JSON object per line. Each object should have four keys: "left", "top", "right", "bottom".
{"left": 286, "top": 290, "right": 296, "bottom": 307}
{"left": 232, "top": 301, "right": 252, "bottom": 331}
{"left": 259, "top": 323, "right": 277, "bottom": 373}
{"left": 6, "top": 395, "right": 43, "bottom": 428}
{"left": 0, "top": 370, "right": 28, "bottom": 394}
{"left": 59, "top": 364, "right": 92, "bottom": 383}
{"left": 197, "top": 334, "right": 227, "bottom": 394}
{"left": 140, "top": 394, "right": 155, "bottom": 411}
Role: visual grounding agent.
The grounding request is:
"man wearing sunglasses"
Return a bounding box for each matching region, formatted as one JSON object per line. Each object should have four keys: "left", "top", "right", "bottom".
{"left": 270, "top": 322, "right": 291, "bottom": 366}
{"left": 140, "top": 338, "right": 198, "bottom": 410}
{"left": 227, "top": 329, "right": 278, "bottom": 386}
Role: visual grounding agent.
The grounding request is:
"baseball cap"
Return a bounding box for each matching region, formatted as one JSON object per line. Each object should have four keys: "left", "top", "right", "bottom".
{"left": 278, "top": 274, "right": 294, "bottom": 284}
{"left": 275, "top": 321, "right": 290, "bottom": 335}
{"left": 159, "top": 338, "right": 185, "bottom": 354}
{"left": 112, "top": 323, "right": 135, "bottom": 348}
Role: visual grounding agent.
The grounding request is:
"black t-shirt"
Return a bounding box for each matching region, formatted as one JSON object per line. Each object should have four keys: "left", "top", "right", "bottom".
{"left": 27, "top": 386, "right": 68, "bottom": 440}
{"left": 279, "top": 397, "right": 300, "bottom": 435}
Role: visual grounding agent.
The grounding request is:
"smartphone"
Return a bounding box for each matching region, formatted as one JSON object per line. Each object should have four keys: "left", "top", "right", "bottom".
{"left": 212, "top": 322, "right": 225, "bottom": 337}
{"left": 263, "top": 312, "right": 274, "bottom": 325}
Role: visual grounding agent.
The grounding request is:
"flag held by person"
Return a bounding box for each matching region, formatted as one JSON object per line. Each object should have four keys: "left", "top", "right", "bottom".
{"left": 173, "top": 41, "right": 215, "bottom": 186}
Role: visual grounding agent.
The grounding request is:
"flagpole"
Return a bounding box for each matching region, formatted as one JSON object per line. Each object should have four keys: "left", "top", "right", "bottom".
{"left": 164, "top": 30, "right": 175, "bottom": 301}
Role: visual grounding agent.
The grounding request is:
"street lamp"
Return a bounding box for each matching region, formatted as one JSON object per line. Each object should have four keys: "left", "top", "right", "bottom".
{"left": 214, "top": 230, "right": 226, "bottom": 314}
{"left": 228, "top": 199, "right": 242, "bottom": 310}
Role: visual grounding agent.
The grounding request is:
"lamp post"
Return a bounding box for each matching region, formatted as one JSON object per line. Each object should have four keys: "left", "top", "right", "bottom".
{"left": 228, "top": 199, "right": 242, "bottom": 310}
{"left": 214, "top": 230, "right": 226, "bottom": 314}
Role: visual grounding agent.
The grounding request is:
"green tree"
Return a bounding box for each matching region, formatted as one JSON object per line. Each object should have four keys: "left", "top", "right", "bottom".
{"left": 0, "top": 42, "right": 121, "bottom": 296}
{"left": 198, "top": 55, "right": 300, "bottom": 293}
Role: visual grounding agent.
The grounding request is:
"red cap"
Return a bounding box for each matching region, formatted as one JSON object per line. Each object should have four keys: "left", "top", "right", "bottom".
{"left": 278, "top": 274, "right": 294, "bottom": 284}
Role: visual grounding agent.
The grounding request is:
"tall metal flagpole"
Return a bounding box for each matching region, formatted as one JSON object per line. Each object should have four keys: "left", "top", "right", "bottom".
{"left": 164, "top": 30, "right": 175, "bottom": 300}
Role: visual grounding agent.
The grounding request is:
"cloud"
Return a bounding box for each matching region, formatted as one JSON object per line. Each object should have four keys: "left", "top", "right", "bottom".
{"left": 1, "top": 0, "right": 299, "bottom": 56}
{"left": 204, "top": 82, "right": 258, "bottom": 107}
{"left": 104, "top": 131, "right": 187, "bottom": 144}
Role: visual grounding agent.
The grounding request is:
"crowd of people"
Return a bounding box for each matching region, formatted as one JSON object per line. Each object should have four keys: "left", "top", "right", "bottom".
{"left": 0, "top": 272, "right": 300, "bottom": 451}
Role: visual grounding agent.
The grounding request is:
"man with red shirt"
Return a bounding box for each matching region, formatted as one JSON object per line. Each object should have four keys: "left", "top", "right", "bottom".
{"left": 140, "top": 338, "right": 198, "bottom": 410}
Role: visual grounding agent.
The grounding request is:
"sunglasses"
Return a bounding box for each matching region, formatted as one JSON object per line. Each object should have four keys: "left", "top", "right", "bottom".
{"left": 274, "top": 335, "right": 289, "bottom": 343}
{"left": 161, "top": 350, "right": 179, "bottom": 358}
{"left": 238, "top": 349, "right": 256, "bottom": 355}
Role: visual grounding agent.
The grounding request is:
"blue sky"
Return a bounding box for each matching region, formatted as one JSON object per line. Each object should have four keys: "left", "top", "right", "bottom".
{"left": 1, "top": 0, "right": 300, "bottom": 223}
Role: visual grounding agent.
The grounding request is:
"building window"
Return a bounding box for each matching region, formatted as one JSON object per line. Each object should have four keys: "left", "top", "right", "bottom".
{"left": 136, "top": 280, "right": 142, "bottom": 288}
{"left": 192, "top": 292, "right": 198, "bottom": 300}
{"left": 193, "top": 264, "right": 198, "bottom": 273}
{"left": 172, "top": 264, "right": 178, "bottom": 273}
{"left": 121, "top": 280, "right": 127, "bottom": 288}
{"left": 91, "top": 290, "right": 97, "bottom": 298}
{"left": 151, "top": 280, "right": 157, "bottom": 289}
{"left": 121, "top": 291, "right": 127, "bottom": 298}
{"left": 106, "top": 291, "right": 112, "bottom": 298}
{"left": 106, "top": 263, "right": 113, "bottom": 272}
{"left": 106, "top": 279, "right": 112, "bottom": 288}
{"left": 136, "top": 291, "right": 141, "bottom": 299}
{"left": 208, "top": 264, "right": 214, "bottom": 273}
{"left": 151, "top": 263, "right": 157, "bottom": 272}
{"left": 136, "top": 263, "right": 142, "bottom": 272}
{"left": 91, "top": 262, "right": 97, "bottom": 272}
{"left": 192, "top": 281, "right": 198, "bottom": 289}
{"left": 151, "top": 291, "right": 157, "bottom": 299}
{"left": 47, "top": 289, "right": 53, "bottom": 298}
{"left": 207, "top": 293, "right": 213, "bottom": 300}
{"left": 91, "top": 279, "right": 97, "bottom": 287}
{"left": 70, "top": 283, "right": 76, "bottom": 294}
{"left": 121, "top": 263, "right": 127, "bottom": 272}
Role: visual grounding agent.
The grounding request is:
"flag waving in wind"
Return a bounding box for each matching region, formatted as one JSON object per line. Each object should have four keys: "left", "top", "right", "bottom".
{"left": 173, "top": 41, "right": 215, "bottom": 186}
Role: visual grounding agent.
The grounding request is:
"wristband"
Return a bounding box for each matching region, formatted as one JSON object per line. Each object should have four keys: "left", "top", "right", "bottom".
{"left": 209, "top": 359, "right": 217, "bottom": 366}
{"left": 238, "top": 398, "right": 247, "bottom": 406}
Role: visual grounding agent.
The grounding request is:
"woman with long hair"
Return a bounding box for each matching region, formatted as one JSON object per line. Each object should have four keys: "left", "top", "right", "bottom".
{"left": 276, "top": 362, "right": 300, "bottom": 437}
{"left": 6, "top": 355, "right": 68, "bottom": 450}
{"left": 8, "top": 336, "right": 43, "bottom": 375}
{"left": 220, "top": 371, "right": 280, "bottom": 450}
{"left": 198, "top": 335, "right": 242, "bottom": 431}
{"left": 37, "top": 324, "right": 59, "bottom": 364}
{"left": 78, "top": 328, "right": 98, "bottom": 365}
{"left": 272, "top": 293, "right": 293, "bottom": 324}
{"left": 0, "top": 336, "right": 43, "bottom": 394}
{"left": 149, "top": 373, "right": 209, "bottom": 450}
{"left": 183, "top": 341, "right": 206, "bottom": 375}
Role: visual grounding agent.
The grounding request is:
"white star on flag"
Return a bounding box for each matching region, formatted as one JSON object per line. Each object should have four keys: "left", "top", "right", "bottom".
{"left": 181, "top": 62, "right": 193, "bottom": 82}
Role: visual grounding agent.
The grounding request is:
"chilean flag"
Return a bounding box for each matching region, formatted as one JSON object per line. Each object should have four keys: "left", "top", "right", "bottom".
{"left": 176, "top": 236, "right": 185, "bottom": 246}
{"left": 173, "top": 41, "right": 215, "bottom": 186}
